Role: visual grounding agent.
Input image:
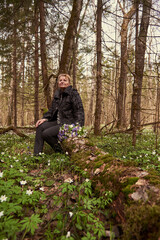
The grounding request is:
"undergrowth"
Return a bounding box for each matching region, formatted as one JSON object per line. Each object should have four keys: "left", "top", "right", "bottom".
{"left": 90, "top": 131, "right": 160, "bottom": 174}
{"left": 0, "top": 132, "right": 114, "bottom": 240}
{"left": 1, "top": 130, "right": 160, "bottom": 239}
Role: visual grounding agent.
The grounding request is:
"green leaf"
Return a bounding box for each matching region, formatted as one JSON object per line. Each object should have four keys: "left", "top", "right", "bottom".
{"left": 20, "top": 214, "right": 42, "bottom": 235}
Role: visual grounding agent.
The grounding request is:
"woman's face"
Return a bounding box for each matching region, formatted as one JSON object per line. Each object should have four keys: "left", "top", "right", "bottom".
{"left": 58, "top": 76, "right": 70, "bottom": 90}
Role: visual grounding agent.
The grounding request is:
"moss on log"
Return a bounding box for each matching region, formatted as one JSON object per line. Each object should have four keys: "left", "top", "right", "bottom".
{"left": 62, "top": 137, "right": 160, "bottom": 239}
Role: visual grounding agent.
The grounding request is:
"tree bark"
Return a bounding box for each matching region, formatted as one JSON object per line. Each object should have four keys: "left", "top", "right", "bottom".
{"left": 94, "top": 0, "right": 102, "bottom": 135}
{"left": 34, "top": 1, "right": 39, "bottom": 123}
{"left": 39, "top": 0, "right": 52, "bottom": 108}
{"left": 58, "top": 0, "right": 83, "bottom": 75}
{"left": 131, "top": 0, "right": 152, "bottom": 145}
{"left": 72, "top": 0, "right": 90, "bottom": 89}
{"left": 13, "top": 18, "right": 17, "bottom": 127}
{"left": 117, "top": 2, "right": 136, "bottom": 128}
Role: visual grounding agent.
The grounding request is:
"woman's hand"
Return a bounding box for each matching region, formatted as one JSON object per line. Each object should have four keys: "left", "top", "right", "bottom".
{"left": 35, "top": 119, "right": 47, "bottom": 128}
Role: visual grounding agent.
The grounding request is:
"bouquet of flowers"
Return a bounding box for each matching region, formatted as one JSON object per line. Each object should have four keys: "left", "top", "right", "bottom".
{"left": 58, "top": 123, "right": 87, "bottom": 142}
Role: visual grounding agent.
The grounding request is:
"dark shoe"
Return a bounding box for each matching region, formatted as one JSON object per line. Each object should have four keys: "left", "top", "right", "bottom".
{"left": 54, "top": 143, "right": 64, "bottom": 154}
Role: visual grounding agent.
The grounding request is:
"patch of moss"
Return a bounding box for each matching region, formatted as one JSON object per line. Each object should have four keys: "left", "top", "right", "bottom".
{"left": 94, "top": 160, "right": 104, "bottom": 169}
{"left": 104, "top": 164, "right": 112, "bottom": 171}
{"left": 122, "top": 204, "right": 160, "bottom": 240}
{"left": 97, "top": 172, "right": 122, "bottom": 195}
{"left": 70, "top": 150, "right": 92, "bottom": 170}
{"left": 94, "top": 151, "right": 101, "bottom": 156}
{"left": 85, "top": 142, "right": 95, "bottom": 147}
{"left": 95, "top": 154, "right": 115, "bottom": 164}
{"left": 144, "top": 172, "right": 160, "bottom": 186}
{"left": 122, "top": 185, "right": 134, "bottom": 196}
{"left": 122, "top": 177, "right": 139, "bottom": 188}
{"left": 121, "top": 177, "right": 139, "bottom": 198}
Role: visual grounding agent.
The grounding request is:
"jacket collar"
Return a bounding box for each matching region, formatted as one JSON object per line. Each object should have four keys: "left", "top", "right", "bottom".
{"left": 54, "top": 85, "right": 72, "bottom": 99}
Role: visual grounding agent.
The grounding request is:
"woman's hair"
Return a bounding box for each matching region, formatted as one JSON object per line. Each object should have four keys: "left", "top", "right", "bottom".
{"left": 58, "top": 74, "right": 71, "bottom": 83}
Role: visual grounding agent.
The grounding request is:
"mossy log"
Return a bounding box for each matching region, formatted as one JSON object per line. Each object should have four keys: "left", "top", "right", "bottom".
{"left": 62, "top": 137, "right": 160, "bottom": 239}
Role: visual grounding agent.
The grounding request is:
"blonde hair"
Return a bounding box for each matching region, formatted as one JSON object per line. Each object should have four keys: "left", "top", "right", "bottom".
{"left": 58, "top": 74, "right": 71, "bottom": 83}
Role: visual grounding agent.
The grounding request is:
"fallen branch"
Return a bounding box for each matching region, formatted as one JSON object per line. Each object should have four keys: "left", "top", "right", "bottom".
{"left": 0, "top": 126, "right": 29, "bottom": 138}
{"left": 104, "top": 120, "right": 160, "bottom": 135}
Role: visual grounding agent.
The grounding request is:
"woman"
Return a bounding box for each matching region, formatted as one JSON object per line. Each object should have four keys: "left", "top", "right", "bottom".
{"left": 34, "top": 73, "right": 85, "bottom": 155}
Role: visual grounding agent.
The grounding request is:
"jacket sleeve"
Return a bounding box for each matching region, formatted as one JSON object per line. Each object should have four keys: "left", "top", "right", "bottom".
{"left": 71, "top": 89, "right": 85, "bottom": 126}
{"left": 42, "top": 100, "right": 55, "bottom": 120}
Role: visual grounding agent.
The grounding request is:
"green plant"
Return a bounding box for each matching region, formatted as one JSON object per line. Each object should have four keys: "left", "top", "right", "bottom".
{"left": 20, "top": 214, "right": 42, "bottom": 239}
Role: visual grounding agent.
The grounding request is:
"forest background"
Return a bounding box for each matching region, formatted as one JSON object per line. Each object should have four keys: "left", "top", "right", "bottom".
{"left": 0, "top": 0, "right": 160, "bottom": 142}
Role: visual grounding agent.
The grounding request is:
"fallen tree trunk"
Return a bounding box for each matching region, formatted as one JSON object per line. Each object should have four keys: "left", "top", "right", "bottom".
{"left": 0, "top": 126, "right": 29, "bottom": 138}
{"left": 62, "top": 137, "right": 160, "bottom": 239}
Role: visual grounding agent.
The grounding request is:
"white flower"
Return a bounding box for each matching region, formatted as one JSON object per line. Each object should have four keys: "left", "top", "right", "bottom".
{"left": 0, "top": 172, "right": 3, "bottom": 178}
{"left": 19, "top": 169, "right": 24, "bottom": 173}
{"left": 66, "top": 152, "right": 69, "bottom": 155}
{"left": 0, "top": 211, "right": 4, "bottom": 218}
{"left": 26, "top": 190, "right": 33, "bottom": 195}
{"left": 69, "top": 212, "right": 73, "bottom": 217}
{"left": 1, "top": 159, "right": 4, "bottom": 163}
{"left": 1, "top": 152, "right": 4, "bottom": 155}
{"left": 123, "top": 156, "right": 126, "bottom": 158}
{"left": 39, "top": 187, "right": 44, "bottom": 191}
{"left": 85, "top": 178, "right": 90, "bottom": 182}
{"left": 66, "top": 231, "right": 71, "bottom": 238}
{"left": 0, "top": 195, "right": 7, "bottom": 202}
{"left": 10, "top": 165, "right": 13, "bottom": 168}
{"left": 152, "top": 151, "right": 156, "bottom": 155}
{"left": 48, "top": 163, "right": 50, "bottom": 166}
{"left": 2, "top": 238, "right": 8, "bottom": 240}
{"left": 158, "top": 157, "right": 160, "bottom": 162}
{"left": 64, "top": 178, "right": 73, "bottom": 183}
{"left": 15, "top": 160, "right": 19, "bottom": 162}
{"left": 20, "top": 180, "right": 27, "bottom": 185}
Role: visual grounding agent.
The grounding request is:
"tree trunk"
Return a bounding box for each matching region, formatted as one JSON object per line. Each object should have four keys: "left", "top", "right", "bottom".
{"left": 94, "top": 0, "right": 102, "bottom": 135}
{"left": 117, "top": 2, "right": 136, "bottom": 128}
{"left": 39, "top": 0, "right": 52, "bottom": 108}
{"left": 72, "top": 0, "right": 90, "bottom": 89}
{"left": 131, "top": 0, "right": 152, "bottom": 145}
{"left": 13, "top": 18, "right": 17, "bottom": 127}
{"left": 155, "top": 65, "right": 160, "bottom": 133}
{"left": 34, "top": 2, "right": 39, "bottom": 123}
{"left": 72, "top": 39, "right": 77, "bottom": 89}
{"left": 21, "top": 41, "right": 25, "bottom": 126}
{"left": 58, "top": 0, "right": 83, "bottom": 74}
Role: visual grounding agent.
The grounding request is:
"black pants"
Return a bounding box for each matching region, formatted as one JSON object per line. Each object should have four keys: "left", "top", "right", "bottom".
{"left": 34, "top": 121, "right": 60, "bottom": 155}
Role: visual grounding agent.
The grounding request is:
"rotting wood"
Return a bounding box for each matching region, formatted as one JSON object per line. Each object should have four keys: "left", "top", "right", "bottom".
{"left": 62, "top": 136, "right": 160, "bottom": 230}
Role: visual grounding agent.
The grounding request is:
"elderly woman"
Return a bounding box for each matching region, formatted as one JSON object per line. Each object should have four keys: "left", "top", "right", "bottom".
{"left": 34, "top": 73, "right": 85, "bottom": 155}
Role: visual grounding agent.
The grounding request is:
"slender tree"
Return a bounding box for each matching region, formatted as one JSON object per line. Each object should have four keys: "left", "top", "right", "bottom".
{"left": 34, "top": 1, "right": 39, "bottom": 123}
{"left": 39, "top": 0, "right": 52, "bottom": 108}
{"left": 117, "top": 0, "right": 136, "bottom": 128}
{"left": 12, "top": 17, "right": 17, "bottom": 127}
{"left": 131, "top": 0, "right": 152, "bottom": 145}
{"left": 94, "top": 0, "right": 102, "bottom": 135}
{"left": 58, "top": 0, "right": 83, "bottom": 75}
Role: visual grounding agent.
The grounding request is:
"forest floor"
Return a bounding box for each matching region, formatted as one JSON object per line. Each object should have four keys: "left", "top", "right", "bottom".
{"left": 0, "top": 130, "right": 160, "bottom": 240}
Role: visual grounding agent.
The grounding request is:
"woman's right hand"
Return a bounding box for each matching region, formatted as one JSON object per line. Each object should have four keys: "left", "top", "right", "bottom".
{"left": 35, "top": 119, "right": 47, "bottom": 128}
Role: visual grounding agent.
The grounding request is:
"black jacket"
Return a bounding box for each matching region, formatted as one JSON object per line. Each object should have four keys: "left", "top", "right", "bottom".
{"left": 43, "top": 86, "right": 85, "bottom": 126}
